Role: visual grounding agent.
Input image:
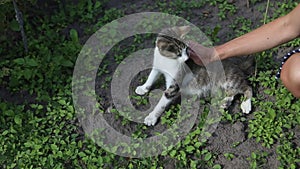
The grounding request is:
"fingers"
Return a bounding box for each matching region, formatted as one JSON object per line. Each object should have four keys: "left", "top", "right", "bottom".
{"left": 187, "top": 48, "right": 203, "bottom": 65}
{"left": 186, "top": 40, "right": 198, "bottom": 50}
{"left": 186, "top": 40, "right": 217, "bottom": 65}
{"left": 187, "top": 41, "right": 205, "bottom": 65}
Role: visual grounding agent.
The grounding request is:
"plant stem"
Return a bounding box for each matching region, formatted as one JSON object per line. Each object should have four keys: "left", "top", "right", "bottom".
{"left": 263, "top": 0, "right": 270, "bottom": 24}
{"left": 13, "top": 0, "right": 28, "bottom": 53}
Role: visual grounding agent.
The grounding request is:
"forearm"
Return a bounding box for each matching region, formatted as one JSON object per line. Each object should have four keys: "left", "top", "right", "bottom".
{"left": 215, "top": 5, "right": 300, "bottom": 60}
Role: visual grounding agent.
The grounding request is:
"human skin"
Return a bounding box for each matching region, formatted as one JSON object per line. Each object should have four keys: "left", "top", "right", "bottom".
{"left": 188, "top": 4, "right": 300, "bottom": 98}
{"left": 280, "top": 53, "right": 300, "bottom": 98}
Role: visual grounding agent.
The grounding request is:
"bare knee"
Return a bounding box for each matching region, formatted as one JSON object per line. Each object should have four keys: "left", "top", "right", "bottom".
{"left": 280, "top": 53, "right": 300, "bottom": 98}
{"left": 290, "top": 73, "right": 300, "bottom": 98}
{"left": 281, "top": 69, "right": 300, "bottom": 98}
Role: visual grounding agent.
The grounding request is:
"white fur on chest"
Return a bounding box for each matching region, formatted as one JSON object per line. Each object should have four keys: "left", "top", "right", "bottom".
{"left": 153, "top": 47, "right": 182, "bottom": 79}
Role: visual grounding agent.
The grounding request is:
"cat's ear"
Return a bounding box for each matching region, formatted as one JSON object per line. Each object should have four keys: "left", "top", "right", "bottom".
{"left": 178, "top": 26, "right": 191, "bottom": 39}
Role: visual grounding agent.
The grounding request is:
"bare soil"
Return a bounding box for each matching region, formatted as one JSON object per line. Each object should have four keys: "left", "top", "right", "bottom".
{"left": 3, "top": 0, "right": 298, "bottom": 168}
{"left": 96, "top": 1, "right": 284, "bottom": 168}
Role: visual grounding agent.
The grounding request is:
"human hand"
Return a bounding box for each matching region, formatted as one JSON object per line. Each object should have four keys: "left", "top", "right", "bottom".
{"left": 187, "top": 40, "right": 217, "bottom": 65}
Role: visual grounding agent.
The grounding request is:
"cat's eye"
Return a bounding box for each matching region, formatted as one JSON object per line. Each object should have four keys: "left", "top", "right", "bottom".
{"left": 167, "top": 45, "right": 176, "bottom": 52}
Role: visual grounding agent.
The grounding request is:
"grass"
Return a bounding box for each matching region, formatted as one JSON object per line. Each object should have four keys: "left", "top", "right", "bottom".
{"left": 1, "top": 0, "right": 300, "bottom": 168}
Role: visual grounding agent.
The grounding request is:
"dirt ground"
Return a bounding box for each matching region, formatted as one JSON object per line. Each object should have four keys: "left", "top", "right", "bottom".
{"left": 94, "top": 0, "right": 287, "bottom": 168}
{"left": 2, "top": 0, "right": 296, "bottom": 168}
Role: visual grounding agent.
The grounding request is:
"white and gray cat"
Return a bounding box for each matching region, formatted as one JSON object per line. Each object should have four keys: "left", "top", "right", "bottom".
{"left": 135, "top": 26, "right": 253, "bottom": 126}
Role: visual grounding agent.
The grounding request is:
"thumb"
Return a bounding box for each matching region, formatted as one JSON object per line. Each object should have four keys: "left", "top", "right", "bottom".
{"left": 187, "top": 47, "right": 204, "bottom": 65}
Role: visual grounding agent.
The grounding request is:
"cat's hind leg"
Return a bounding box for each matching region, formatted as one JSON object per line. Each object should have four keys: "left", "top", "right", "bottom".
{"left": 241, "top": 86, "right": 252, "bottom": 114}
{"left": 144, "top": 94, "right": 174, "bottom": 126}
{"left": 144, "top": 75, "right": 178, "bottom": 126}
{"left": 136, "top": 68, "right": 161, "bottom": 95}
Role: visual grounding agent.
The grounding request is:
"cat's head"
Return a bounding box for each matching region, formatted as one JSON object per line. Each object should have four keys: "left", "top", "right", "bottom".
{"left": 156, "top": 26, "right": 191, "bottom": 62}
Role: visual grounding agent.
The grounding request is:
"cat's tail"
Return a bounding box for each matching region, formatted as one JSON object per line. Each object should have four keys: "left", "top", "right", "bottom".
{"left": 227, "top": 55, "right": 255, "bottom": 76}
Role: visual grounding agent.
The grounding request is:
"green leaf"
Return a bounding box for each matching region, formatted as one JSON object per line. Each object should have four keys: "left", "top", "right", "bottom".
{"left": 78, "top": 152, "right": 86, "bottom": 157}
{"left": 9, "top": 19, "right": 20, "bottom": 31}
{"left": 23, "top": 69, "right": 32, "bottom": 80}
{"left": 128, "top": 163, "right": 133, "bottom": 169}
{"left": 13, "top": 58, "right": 25, "bottom": 65}
{"left": 14, "top": 115, "right": 22, "bottom": 125}
{"left": 4, "top": 110, "right": 14, "bottom": 116}
{"left": 94, "top": 1, "right": 102, "bottom": 9}
{"left": 51, "top": 144, "right": 58, "bottom": 151}
{"left": 67, "top": 105, "right": 74, "bottom": 112}
{"left": 9, "top": 76, "right": 19, "bottom": 87}
{"left": 37, "top": 105, "right": 43, "bottom": 109}
{"left": 0, "top": 102, "right": 7, "bottom": 111}
{"left": 204, "top": 152, "right": 212, "bottom": 161}
{"left": 70, "top": 29, "right": 79, "bottom": 42}
{"left": 268, "top": 109, "right": 276, "bottom": 120}
{"left": 26, "top": 58, "right": 39, "bottom": 67}
{"left": 61, "top": 59, "right": 73, "bottom": 67}
{"left": 58, "top": 99, "right": 66, "bottom": 105}
{"left": 161, "top": 150, "right": 168, "bottom": 156}
{"left": 213, "top": 164, "right": 222, "bottom": 169}
{"left": 170, "top": 150, "right": 176, "bottom": 157}
{"left": 251, "top": 152, "right": 257, "bottom": 159}
{"left": 186, "top": 146, "right": 195, "bottom": 153}
{"left": 194, "top": 142, "right": 202, "bottom": 148}
{"left": 190, "top": 160, "right": 197, "bottom": 169}
{"left": 24, "top": 142, "right": 32, "bottom": 147}
{"left": 290, "top": 164, "right": 296, "bottom": 169}
{"left": 256, "top": 137, "right": 261, "bottom": 143}
{"left": 2, "top": 130, "right": 8, "bottom": 136}
{"left": 183, "top": 137, "right": 191, "bottom": 145}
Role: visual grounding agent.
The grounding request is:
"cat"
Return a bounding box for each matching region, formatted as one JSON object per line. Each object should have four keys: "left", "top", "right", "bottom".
{"left": 135, "top": 26, "right": 253, "bottom": 126}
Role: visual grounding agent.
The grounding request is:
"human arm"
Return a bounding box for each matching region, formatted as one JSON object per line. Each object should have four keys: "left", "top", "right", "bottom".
{"left": 188, "top": 3, "right": 300, "bottom": 64}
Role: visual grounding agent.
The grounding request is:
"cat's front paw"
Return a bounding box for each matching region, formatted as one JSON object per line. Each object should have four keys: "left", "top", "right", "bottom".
{"left": 135, "top": 85, "right": 149, "bottom": 95}
{"left": 241, "top": 99, "right": 251, "bottom": 114}
{"left": 144, "top": 114, "right": 158, "bottom": 126}
{"left": 164, "top": 84, "right": 180, "bottom": 99}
